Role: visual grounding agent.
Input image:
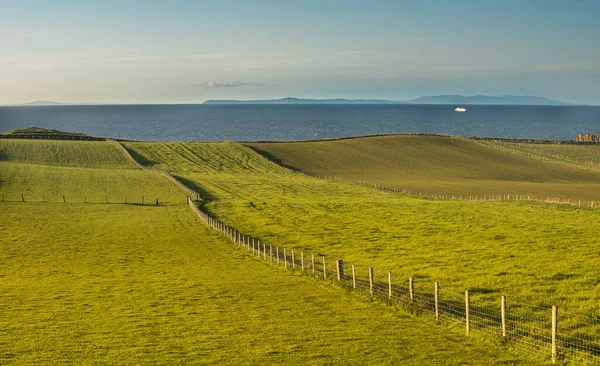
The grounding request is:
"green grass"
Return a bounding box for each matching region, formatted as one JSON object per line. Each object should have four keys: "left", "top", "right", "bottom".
{"left": 1, "top": 138, "right": 540, "bottom": 364}
{"left": 0, "top": 140, "right": 185, "bottom": 205}
{"left": 247, "top": 135, "right": 600, "bottom": 201}
{"left": 0, "top": 140, "right": 131, "bottom": 168}
{"left": 499, "top": 141, "right": 600, "bottom": 166}
{"left": 1, "top": 203, "right": 537, "bottom": 364}
{"left": 124, "top": 140, "right": 600, "bottom": 317}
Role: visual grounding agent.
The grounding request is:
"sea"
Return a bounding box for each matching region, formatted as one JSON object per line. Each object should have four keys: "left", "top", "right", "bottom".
{"left": 0, "top": 104, "right": 599, "bottom": 142}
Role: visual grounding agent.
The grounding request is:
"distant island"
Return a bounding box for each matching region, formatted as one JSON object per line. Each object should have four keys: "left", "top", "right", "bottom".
{"left": 15, "top": 95, "right": 571, "bottom": 106}
{"left": 204, "top": 95, "right": 569, "bottom": 105}
{"left": 203, "top": 97, "right": 401, "bottom": 105}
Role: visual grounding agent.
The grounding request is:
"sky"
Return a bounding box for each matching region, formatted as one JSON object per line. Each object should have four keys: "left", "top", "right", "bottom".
{"left": 1, "top": 0, "right": 599, "bottom": 105}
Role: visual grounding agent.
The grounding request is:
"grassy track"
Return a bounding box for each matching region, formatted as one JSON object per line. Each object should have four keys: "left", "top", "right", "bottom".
{"left": 125, "top": 141, "right": 600, "bottom": 316}
{"left": 247, "top": 135, "right": 600, "bottom": 201}
{"left": 0, "top": 140, "right": 185, "bottom": 204}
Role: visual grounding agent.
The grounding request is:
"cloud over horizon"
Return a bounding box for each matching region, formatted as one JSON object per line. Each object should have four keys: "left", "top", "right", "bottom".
{"left": 192, "top": 81, "right": 269, "bottom": 88}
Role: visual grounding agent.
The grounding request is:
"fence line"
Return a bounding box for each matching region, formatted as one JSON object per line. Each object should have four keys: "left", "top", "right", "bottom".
{"left": 247, "top": 144, "right": 600, "bottom": 209}
{"left": 187, "top": 193, "right": 600, "bottom": 364}
{"left": 111, "top": 140, "right": 600, "bottom": 363}
{"left": 3, "top": 138, "right": 598, "bottom": 362}
{"left": 0, "top": 193, "right": 164, "bottom": 205}
{"left": 465, "top": 137, "right": 600, "bottom": 173}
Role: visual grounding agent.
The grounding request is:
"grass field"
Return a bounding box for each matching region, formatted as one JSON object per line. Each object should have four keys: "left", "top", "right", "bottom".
{"left": 247, "top": 135, "right": 600, "bottom": 201}
{"left": 498, "top": 141, "right": 600, "bottom": 166}
{"left": 0, "top": 140, "right": 185, "bottom": 205}
{"left": 1, "top": 203, "right": 538, "bottom": 364}
{"left": 125, "top": 140, "right": 600, "bottom": 317}
{"left": 0, "top": 139, "right": 132, "bottom": 168}
{"left": 0, "top": 138, "right": 537, "bottom": 364}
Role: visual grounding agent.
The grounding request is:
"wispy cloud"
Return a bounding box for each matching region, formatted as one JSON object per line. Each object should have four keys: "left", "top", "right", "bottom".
{"left": 332, "top": 50, "right": 379, "bottom": 55}
{"left": 192, "top": 81, "right": 269, "bottom": 88}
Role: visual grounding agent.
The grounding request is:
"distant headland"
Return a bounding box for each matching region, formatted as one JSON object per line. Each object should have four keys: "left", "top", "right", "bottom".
{"left": 203, "top": 97, "right": 401, "bottom": 105}
{"left": 203, "top": 95, "right": 570, "bottom": 105}
{"left": 11, "top": 95, "right": 572, "bottom": 106}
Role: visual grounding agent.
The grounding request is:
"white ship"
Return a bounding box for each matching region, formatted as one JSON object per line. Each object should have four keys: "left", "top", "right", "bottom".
{"left": 455, "top": 107, "right": 467, "bottom": 112}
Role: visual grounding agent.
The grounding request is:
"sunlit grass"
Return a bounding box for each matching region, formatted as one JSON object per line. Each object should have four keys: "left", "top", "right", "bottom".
{"left": 0, "top": 140, "right": 186, "bottom": 205}
{"left": 247, "top": 135, "right": 600, "bottom": 200}
{"left": 125, "top": 140, "right": 600, "bottom": 316}
{"left": 0, "top": 138, "right": 538, "bottom": 364}
{"left": 0, "top": 139, "right": 133, "bottom": 168}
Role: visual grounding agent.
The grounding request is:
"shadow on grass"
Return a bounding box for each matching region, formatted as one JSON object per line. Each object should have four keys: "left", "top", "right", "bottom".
{"left": 244, "top": 146, "right": 299, "bottom": 172}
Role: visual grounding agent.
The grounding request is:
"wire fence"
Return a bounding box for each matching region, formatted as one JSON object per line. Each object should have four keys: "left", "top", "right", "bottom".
{"left": 249, "top": 142, "right": 600, "bottom": 210}
{"left": 5, "top": 137, "right": 599, "bottom": 363}
{"left": 0, "top": 192, "right": 172, "bottom": 205}
{"left": 466, "top": 137, "right": 600, "bottom": 173}
{"left": 188, "top": 197, "right": 600, "bottom": 365}
{"left": 48, "top": 138, "right": 596, "bottom": 364}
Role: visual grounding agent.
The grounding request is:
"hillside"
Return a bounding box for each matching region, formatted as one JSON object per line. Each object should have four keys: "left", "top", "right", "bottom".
{"left": 125, "top": 140, "right": 600, "bottom": 316}
{"left": 0, "top": 139, "right": 185, "bottom": 204}
{"left": 247, "top": 135, "right": 600, "bottom": 201}
{"left": 0, "top": 139, "right": 133, "bottom": 168}
{"left": 0, "top": 139, "right": 532, "bottom": 364}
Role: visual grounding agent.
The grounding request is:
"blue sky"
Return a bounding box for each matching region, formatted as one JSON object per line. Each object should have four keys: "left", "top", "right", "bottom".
{"left": 1, "top": 0, "right": 599, "bottom": 104}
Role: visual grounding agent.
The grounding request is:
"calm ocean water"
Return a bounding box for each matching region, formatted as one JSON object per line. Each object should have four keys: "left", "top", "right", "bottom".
{"left": 0, "top": 104, "right": 599, "bottom": 142}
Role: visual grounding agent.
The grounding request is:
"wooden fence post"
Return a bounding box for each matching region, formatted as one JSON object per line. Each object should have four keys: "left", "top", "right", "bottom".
{"left": 312, "top": 254, "right": 315, "bottom": 275}
{"left": 336, "top": 260, "right": 344, "bottom": 281}
{"left": 257, "top": 240, "right": 261, "bottom": 257}
{"left": 435, "top": 282, "right": 440, "bottom": 320}
{"left": 284, "top": 248, "right": 287, "bottom": 268}
{"left": 352, "top": 265, "right": 356, "bottom": 288}
{"left": 291, "top": 250, "right": 295, "bottom": 269}
{"left": 277, "top": 247, "right": 280, "bottom": 265}
{"left": 253, "top": 239, "right": 256, "bottom": 255}
{"left": 409, "top": 277, "right": 414, "bottom": 302}
{"left": 63, "top": 195, "right": 66, "bottom": 203}
{"left": 263, "top": 242, "right": 267, "bottom": 260}
{"left": 369, "top": 268, "right": 374, "bottom": 296}
{"left": 388, "top": 272, "right": 392, "bottom": 299}
{"left": 465, "top": 290, "right": 470, "bottom": 335}
{"left": 323, "top": 257, "right": 327, "bottom": 279}
{"left": 301, "top": 252, "right": 304, "bottom": 270}
{"left": 270, "top": 245, "right": 273, "bottom": 261}
{"left": 501, "top": 296, "right": 507, "bottom": 337}
{"left": 21, "top": 194, "right": 24, "bottom": 202}
{"left": 552, "top": 305, "right": 558, "bottom": 364}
